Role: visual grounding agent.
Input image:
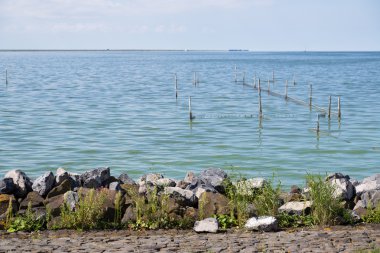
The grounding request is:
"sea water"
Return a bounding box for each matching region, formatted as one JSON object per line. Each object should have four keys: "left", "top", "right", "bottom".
{"left": 0, "top": 51, "right": 379, "bottom": 187}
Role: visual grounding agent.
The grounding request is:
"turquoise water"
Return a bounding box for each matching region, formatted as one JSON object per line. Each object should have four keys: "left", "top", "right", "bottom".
{"left": 0, "top": 51, "right": 379, "bottom": 186}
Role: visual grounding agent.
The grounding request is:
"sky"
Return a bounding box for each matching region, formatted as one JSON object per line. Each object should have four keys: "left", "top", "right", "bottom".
{"left": 0, "top": 0, "right": 379, "bottom": 51}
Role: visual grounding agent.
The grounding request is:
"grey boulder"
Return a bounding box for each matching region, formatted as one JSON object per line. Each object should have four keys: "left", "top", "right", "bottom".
{"left": 193, "top": 218, "right": 219, "bottom": 233}
{"left": 80, "top": 167, "right": 111, "bottom": 188}
{"left": 245, "top": 216, "right": 278, "bottom": 232}
{"left": 32, "top": 171, "right": 55, "bottom": 196}
{"left": 356, "top": 174, "right": 380, "bottom": 196}
{"left": 327, "top": 173, "right": 355, "bottom": 200}
{"left": 278, "top": 201, "right": 312, "bottom": 215}
{"left": 4, "top": 169, "right": 33, "bottom": 198}
{"left": 199, "top": 168, "right": 228, "bottom": 193}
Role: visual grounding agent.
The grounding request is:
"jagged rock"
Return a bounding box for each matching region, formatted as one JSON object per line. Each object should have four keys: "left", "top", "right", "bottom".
{"left": 184, "top": 171, "right": 196, "bottom": 184}
{"left": 361, "top": 190, "right": 380, "bottom": 208}
{"left": 4, "top": 169, "right": 32, "bottom": 198}
{"left": 19, "top": 191, "right": 44, "bottom": 210}
{"left": 63, "top": 191, "right": 79, "bottom": 211}
{"left": 32, "top": 172, "right": 55, "bottom": 197}
{"left": 103, "top": 176, "right": 119, "bottom": 188}
{"left": 138, "top": 173, "right": 164, "bottom": 186}
{"left": 121, "top": 205, "right": 136, "bottom": 224}
{"left": 327, "top": 173, "right": 354, "bottom": 200}
{"left": 356, "top": 174, "right": 380, "bottom": 196}
{"left": 278, "top": 201, "right": 312, "bottom": 215}
{"left": 199, "top": 168, "right": 228, "bottom": 193}
{"left": 194, "top": 186, "right": 217, "bottom": 199}
{"left": 0, "top": 194, "right": 17, "bottom": 216}
{"left": 234, "top": 178, "right": 267, "bottom": 197}
{"left": 120, "top": 183, "right": 139, "bottom": 197}
{"left": 175, "top": 180, "right": 190, "bottom": 189}
{"left": 101, "top": 189, "right": 126, "bottom": 222}
{"left": 164, "top": 187, "right": 197, "bottom": 207}
{"left": 186, "top": 178, "right": 216, "bottom": 198}
{"left": 193, "top": 218, "right": 219, "bottom": 233}
{"left": 44, "top": 194, "right": 65, "bottom": 217}
{"left": 156, "top": 178, "right": 176, "bottom": 187}
{"left": 118, "top": 173, "right": 136, "bottom": 185}
{"left": 47, "top": 179, "right": 73, "bottom": 199}
{"left": 290, "top": 185, "right": 302, "bottom": 194}
{"left": 184, "top": 206, "right": 198, "bottom": 220}
{"left": 18, "top": 207, "right": 46, "bottom": 221}
{"left": 198, "top": 192, "right": 230, "bottom": 218}
{"left": 0, "top": 178, "right": 15, "bottom": 194}
{"left": 55, "top": 167, "right": 71, "bottom": 186}
{"left": 245, "top": 216, "right": 278, "bottom": 232}
{"left": 109, "top": 181, "right": 121, "bottom": 191}
{"left": 80, "top": 167, "right": 111, "bottom": 188}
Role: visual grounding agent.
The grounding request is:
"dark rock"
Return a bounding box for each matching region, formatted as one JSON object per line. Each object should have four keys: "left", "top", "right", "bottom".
{"left": 44, "top": 194, "right": 65, "bottom": 217}
{"left": 18, "top": 206, "right": 46, "bottom": 221}
{"left": 0, "top": 178, "right": 15, "bottom": 194}
{"left": 121, "top": 205, "right": 136, "bottom": 224}
{"left": 199, "top": 168, "right": 228, "bottom": 193}
{"left": 46, "top": 179, "right": 73, "bottom": 199}
{"left": 118, "top": 173, "right": 136, "bottom": 185}
{"left": 80, "top": 167, "right": 111, "bottom": 188}
{"left": 103, "top": 176, "right": 119, "bottom": 187}
{"left": 198, "top": 192, "right": 230, "bottom": 218}
{"left": 32, "top": 171, "right": 55, "bottom": 197}
{"left": 4, "top": 169, "right": 33, "bottom": 198}
{"left": 19, "top": 191, "right": 44, "bottom": 210}
{"left": 101, "top": 189, "right": 126, "bottom": 222}
{"left": 164, "top": 187, "right": 197, "bottom": 207}
{"left": 193, "top": 217, "right": 219, "bottom": 233}
{"left": 290, "top": 185, "right": 302, "bottom": 194}
{"left": 0, "top": 194, "right": 18, "bottom": 217}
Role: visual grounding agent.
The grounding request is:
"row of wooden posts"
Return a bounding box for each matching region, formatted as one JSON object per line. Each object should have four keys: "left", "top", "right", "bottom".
{"left": 174, "top": 69, "right": 342, "bottom": 134}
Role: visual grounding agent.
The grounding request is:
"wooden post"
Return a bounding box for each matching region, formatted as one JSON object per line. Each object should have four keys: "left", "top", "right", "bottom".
{"left": 328, "top": 95, "right": 332, "bottom": 119}
{"left": 267, "top": 79, "right": 270, "bottom": 94}
{"left": 309, "top": 84, "right": 312, "bottom": 107}
{"left": 189, "top": 96, "right": 193, "bottom": 121}
{"left": 259, "top": 91, "right": 263, "bottom": 118}
{"left": 338, "top": 96, "right": 341, "bottom": 119}
{"left": 5, "top": 69, "right": 8, "bottom": 86}
{"left": 258, "top": 78, "right": 261, "bottom": 93}
{"left": 253, "top": 73, "right": 257, "bottom": 88}
{"left": 316, "top": 119, "right": 320, "bottom": 134}
{"left": 174, "top": 73, "right": 178, "bottom": 99}
{"left": 285, "top": 80, "right": 288, "bottom": 99}
{"left": 293, "top": 74, "right": 296, "bottom": 85}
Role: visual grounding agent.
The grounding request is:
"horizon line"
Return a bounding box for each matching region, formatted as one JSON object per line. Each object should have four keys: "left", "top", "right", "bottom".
{"left": 0, "top": 49, "right": 380, "bottom": 53}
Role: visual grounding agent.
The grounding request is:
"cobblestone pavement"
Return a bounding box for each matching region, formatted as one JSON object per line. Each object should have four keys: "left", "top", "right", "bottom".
{"left": 0, "top": 224, "right": 379, "bottom": 252}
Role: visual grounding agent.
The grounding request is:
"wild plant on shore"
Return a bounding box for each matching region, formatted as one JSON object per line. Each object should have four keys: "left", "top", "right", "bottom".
{"left": 306, "top": 174, "right": 343, "bottom": 226}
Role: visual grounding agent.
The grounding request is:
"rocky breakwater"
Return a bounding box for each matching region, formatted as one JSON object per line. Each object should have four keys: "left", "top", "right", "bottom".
{"left": 0, "top": 167, "right": 379, "bottom": 233}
